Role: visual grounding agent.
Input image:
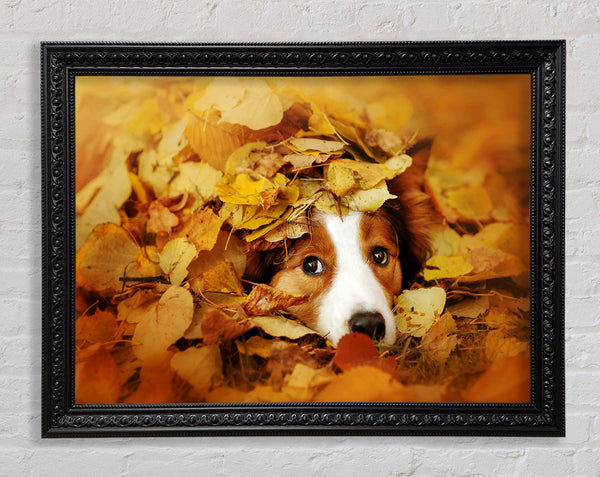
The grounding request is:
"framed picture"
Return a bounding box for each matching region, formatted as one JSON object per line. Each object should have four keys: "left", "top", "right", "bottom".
{"left": 41, "top": 41, "right": 565, "bottom": 437}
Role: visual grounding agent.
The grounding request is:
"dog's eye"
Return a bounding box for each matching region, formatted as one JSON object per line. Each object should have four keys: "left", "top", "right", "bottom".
{"left": 302, "top": 256, "right": 324, "bottom": 275}
{"left": 372, "top": 247, "right": 389, "bottom": 266}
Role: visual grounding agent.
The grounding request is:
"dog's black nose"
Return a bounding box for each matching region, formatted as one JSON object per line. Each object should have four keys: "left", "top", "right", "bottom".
{"left": 349, "top": 311, "right": 386, "bottom": 341}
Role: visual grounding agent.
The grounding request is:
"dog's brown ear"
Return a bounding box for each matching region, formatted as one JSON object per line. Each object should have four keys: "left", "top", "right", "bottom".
{"left": 404, "top": 138, "right": 433, "bottom": 187}
{"left": 386, "top": 138, "right": 435, "bottom": 286}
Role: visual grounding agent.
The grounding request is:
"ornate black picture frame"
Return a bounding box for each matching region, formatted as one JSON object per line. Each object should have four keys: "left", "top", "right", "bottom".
{"left": 41, "top": 41, "right": 565, "bottom": 437}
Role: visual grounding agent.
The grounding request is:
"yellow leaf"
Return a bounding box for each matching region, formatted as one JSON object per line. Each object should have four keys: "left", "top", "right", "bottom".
{"left": 159, "top": 238, "right": 198, "bottom": 286}
{"left": 366, "top": 95, "right": 413, "bottom": 131}
{"left": 287, "top": 137, "right": 345, "bottom": 156}
{"left": 424, "top": 254, "right": 474, "bottom": 281}
{"left": 200, "top": 260, "right": 244, "bottom": 294}
{"left": 135, "top": 246, "right": 162, "bottom": 276}
{"left": 241, "top": 201, "right": 289, "bottom": 231}
{"left": 132, "top": 285, "right": 194, "bottom": 361}
{"left": 447, "top": 185, "right": 493, "bottom": 221}
{"left": 216, "top": 173, "right": 279, "bottom": 207}
{"left": 251, "top": 315, "right": 318, "bottom": 340}
{"left": 175, "top": 207, "right": 225, "bottom": 252}
{"left": 76, "top": 223, "right": 139, "bottom": 295}
{"left": 187, "top": 230, "right": 247, "bottom": 295}
{"left": 76, "top": 150, "right": 132, "bottom": 249}
{"left": 341, "top": 183, "right": 397, "bottom": 212}
{"left": 219, "top": 202, "right": 259, "bottom": 229}
{"left": 126, "top": 97, "right": 163, "bottom": 136}
{"left": 219, "top": 78, "right": 284, "bottom": 130}
{"left": 429, "top": 224, "right": 465, "bottom": 256}
{"left": 236, "top": 335, "right": 274, "bottom": 359}
{"left": 169, "top": 161, "right": 223, "bottom": 207}
{"left": 282, "top": 363, "right": 335, "bottom": 401}
{"left": 117, "top": 289, "right": 159, "bottom": 324}
{"left": 244, "top": 207, "right": 293, "bottom": 242}
{"left": 190, "top": 77, "right": 244, "bottom": 113}
{"left": 395, "top": 286, "right": 447, "bottom": 337}
{"left": 326, "top": 156, "right": 411, "bottom": 196}
{"left": 170, "top": 345, "right": 223, "bottom": 392}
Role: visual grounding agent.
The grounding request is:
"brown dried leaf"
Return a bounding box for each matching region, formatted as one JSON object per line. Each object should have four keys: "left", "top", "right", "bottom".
{"left": 243, "top": 283, "right": 308, "bottom": 316}
{"left": 201, "top": 308, "right": 253, "bottom": 345}
{"left": 77, "top": 309, "right": 120, "bottom": 344}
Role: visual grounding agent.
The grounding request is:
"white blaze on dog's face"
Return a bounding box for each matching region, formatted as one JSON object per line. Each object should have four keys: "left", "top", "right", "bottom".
{"left": 269, "top": 210, "right": 403, "bottom": 345}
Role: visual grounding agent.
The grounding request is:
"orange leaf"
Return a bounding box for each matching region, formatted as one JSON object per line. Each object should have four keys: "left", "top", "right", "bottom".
{"left": 76, "top": 309, "right": 120, "bottom": 344}
{"left": 332, "top": 332, "right": 396, "bottom": 376}
{"left": 314, "top": 366, "right": 413, "bottom": 402}
{"left": 75, "top": 348, "right": 120, "bottom": 404}
{"left": 461, "top": 352, "right": 530, "bottom": 403}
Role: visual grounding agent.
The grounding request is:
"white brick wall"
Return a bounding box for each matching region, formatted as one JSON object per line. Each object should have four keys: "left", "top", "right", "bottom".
{"left": 0, "top": 0, "right": 598, "bottom": 475}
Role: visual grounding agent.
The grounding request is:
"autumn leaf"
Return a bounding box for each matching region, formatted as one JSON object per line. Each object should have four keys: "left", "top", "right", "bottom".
{"left": 201, "top": 308, "right": 252, "bottom": 345}
{"left": 395, "top": 286, "right": 447, "bottom": 337}
{"left": 200, "top": 260, "right": 244, "bottom": 295}
{"left": 175, "top": 207, "right": 225, "bottom": 252}
{"left": 169, "top": 161, "right": 223, "bottom": 207}
{"left": 75, "top": 348, "right": 121, "bottom": 404}
{"left": 76, "top": 223, "right": 139, "bottom": 295}
{"left": 236, "top": 335, "right": 274, "bottom": 359}
{"left": 171, "top": 345, "right": 223, "bottom": 393}
{"left": 132, "top": 285, "right": 194, "bottom": 362}
{"left": 314, "top": 366, "right": 413, "bottom": 402}
{"left": 423, "top": 254, "right": 474, "bottom": 281}
{"left": 461, "top": 352, "right": 530, "bottom": 403}
{"left": 124, "top": 361, "right": 176, "bottom": 404}
{"left": 251, "top": 315, "right": 318, "bottom": 340}
{"left": 243, "top": 283, "right": 308, "bottom": 316}
{"left": 195, "top": 78, "right": 284, "bottom": 131}
{"left": 135, "top": 246, "right": 162, "bottom": 276}
{"left": 147, "top": 201, "right": 179, "bottom": 235}
{"left": 420, "top": 312, "right": 457, "bottom": 363}
{"left": 459, "top": 246, "right": 526, "bottom": 282}
{"left": 282, "top": 363, "right": 334, "bottom": 401}
{"left": 216, "top": 173, "right": 280, "bottom": 208}
{"left": 332, "top": 332, "right": 396, "bottom": 375}
{"left": 326, "top": 156, "right": 412, "bottom": 196}
{"left": 447, "top": 185, "right": 493, "bottom": 222}
{"left": 76, "top": 150, "right": 132, "bottom": 249}
{"left": 159, "top": 238, "right": 198, "bottom": 286}
{"left": 287, "top": 137, "right": 345, "bottom": 156}
{"left": 117, "top": 290, "right": 159, "bottom": 324}
{"left": 77, "top": 309, "right": 120, "bottom": 344}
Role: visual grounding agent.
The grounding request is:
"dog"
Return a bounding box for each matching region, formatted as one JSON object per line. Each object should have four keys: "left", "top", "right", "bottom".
{"left": 244, "top": 140, "right": 433, "bottom": 345}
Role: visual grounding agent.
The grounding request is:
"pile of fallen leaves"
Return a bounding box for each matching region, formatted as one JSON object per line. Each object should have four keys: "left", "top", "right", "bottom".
{"left": 74, "top": 75, "right": 531, "bottom": 404}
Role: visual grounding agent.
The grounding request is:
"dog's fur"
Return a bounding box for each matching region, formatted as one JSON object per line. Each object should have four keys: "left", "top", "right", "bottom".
{"left": 244, "top": 140, "right": 434, "bottom": 344}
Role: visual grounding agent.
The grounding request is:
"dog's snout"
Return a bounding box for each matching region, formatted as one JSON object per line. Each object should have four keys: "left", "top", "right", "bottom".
{"left": 349, "top": 311, "right": 386, "bottom": 341}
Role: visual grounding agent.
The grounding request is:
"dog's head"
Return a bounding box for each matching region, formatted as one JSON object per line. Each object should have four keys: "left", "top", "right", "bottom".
{"left": 244, "top": 140, "right": 434, "bottom": 345}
